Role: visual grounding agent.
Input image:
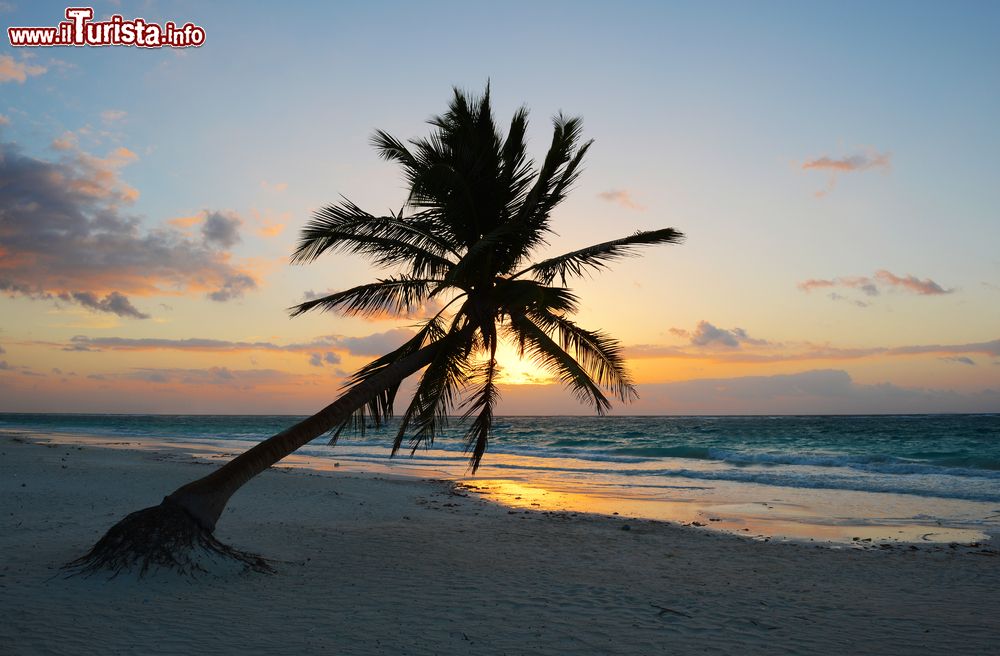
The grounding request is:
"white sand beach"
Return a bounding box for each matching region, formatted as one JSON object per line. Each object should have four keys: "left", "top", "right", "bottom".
{"left": 2, "top": 432, "right": 998, "bottom": 655}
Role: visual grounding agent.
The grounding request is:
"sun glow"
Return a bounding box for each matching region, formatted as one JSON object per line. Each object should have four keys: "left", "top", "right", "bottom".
{"left": 494, "top": 341, "right": 557, "bottom": 386}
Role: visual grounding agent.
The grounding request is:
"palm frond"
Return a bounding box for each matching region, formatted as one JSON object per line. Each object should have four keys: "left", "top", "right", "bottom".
{"left": 528, "top": 309, "right": 637, "bottom": 403}
{"left": 489, "top": 114, "right": 591, "bottom": 272}
{"left": 515, "top": 228, "right": 684, "bottom": 285}
{"left": 288, "top": 276, "right": 441, "bottom": 319}
{"left": 460, "top": 355, "right": 500, "bottom": 472}
{"left": 512, "top": 114, "right": 585, "bottom": 227}
{"left": 393, "top": 326, "right": 476, "bottom": 454}
{"left": 493, "top": 278, "right": 580, "bottom": 316}
{"left": 439, "top": 220, "right": 531, "bottom": 287}
{"left": 506, "top": 315, "right": 611, "bottom": 414}
{"left": 529, "top": 136, "right": 593, "bottom": 231}
{"left": 499, "top": 107, "right": 534, "bottom": 217}
{"left": 292, "top": 200, "right": 457, "bottom": 277}
{"left": 371, "top": 129, "right": 420, "bottom": 169}
{"left": 400, "top": 86, "right": 516, "bottom": 249}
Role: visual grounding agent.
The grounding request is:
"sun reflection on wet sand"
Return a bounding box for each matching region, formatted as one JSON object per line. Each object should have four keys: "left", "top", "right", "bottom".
{"left": 459, "top": 478, "right": 991, "bottom": 545}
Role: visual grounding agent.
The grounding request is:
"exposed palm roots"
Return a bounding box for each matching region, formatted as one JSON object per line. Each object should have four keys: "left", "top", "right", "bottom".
{"left": 64, "top": 500, "right": 273, "bottom": 577}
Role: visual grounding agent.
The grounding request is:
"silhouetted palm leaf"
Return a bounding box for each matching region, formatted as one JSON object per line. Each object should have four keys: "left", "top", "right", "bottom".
{"left": 516, "top": 228, "right": 685, "bottom": 285}
{"left": 461, "top": 355, "right": 500, "bottom": 472}
{"left": 288, "top": 276, "right": 441, "bottom": 319}
{"left": 505, "top": 314, "right": 612, "bottom": 414}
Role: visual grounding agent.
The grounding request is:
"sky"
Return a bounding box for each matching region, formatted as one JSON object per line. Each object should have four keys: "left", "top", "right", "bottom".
{"left": 1, "top": 0, "right": 998, "bottom": 415}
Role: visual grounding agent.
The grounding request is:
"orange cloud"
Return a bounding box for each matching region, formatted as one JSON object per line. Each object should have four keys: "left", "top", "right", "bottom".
{"left": 257, "top": 222, "right": 286, "bottom": 238}
{"left": 168, "top": 214, "right": 204, "bottom": 229}
{"left": 0, "top": 54, "right": 46, "bottom": 83}
{"left": 51, "top": 132, "right": 79, "bottom": 151}
{"left": 48, "top": 138, "right": 140, "bottom": 203}
{"left": 248, "top": 209, "right": 291, "bottom": 239}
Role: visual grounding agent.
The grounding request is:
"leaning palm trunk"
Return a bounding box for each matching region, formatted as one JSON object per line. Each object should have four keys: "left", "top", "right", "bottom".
{"left": 168, "top": 338, "right": 444, "bottom": 532}
{"left": 66, "top": 338, "right": 444, "bottom": 576}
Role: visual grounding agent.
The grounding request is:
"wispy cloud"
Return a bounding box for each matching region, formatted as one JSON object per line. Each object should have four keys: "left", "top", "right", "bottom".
{"left": 257, "top": 222, "right": 286, "bottom": 238}
{"left": 100, "top": 109, "right": 127, "bottom": 123}
{"left": 872, "top": 270, "right": 950, "bottom": 295}
{"left": 802, "top": 151, "right": 890, "bottom": 173}
{"left": 260, "top": 180, "right": 288, "bottom": 193}
{"left": 108, "top": 366, "right": 296, "bottom": 387}
{"left": 802, "top": 148, "right": 890, "bottom": 196}
{"left": 249, "top": 208, "right": 288, "bottom": 239}
{"left": 50, "top": 131, "right": 79, "bottom": 151}
{"left": 627, "top": 328, "right": 1000, "bottom": 364}
{"left": 799, "top": 276, "right": 879, "bottom": 296}
{"left": 941, "top": 356, "right": 975, "bottom": 366}
{"left": 63, "top": 336, "right": 299, "bottom": 353}
{"left": 59, "top": 328, "right": 417, "bottom": 359}
{"left": 827, "top": 292, "right": 870, "bottom": 308}
{"left": 799, "top": 269, "right": 952, "bottom": 302}
{"left": 0, "top": 54, "right": 46, "bottom": 83}
{"left": 597, "top": 189, "right": 645, "bottom": 210}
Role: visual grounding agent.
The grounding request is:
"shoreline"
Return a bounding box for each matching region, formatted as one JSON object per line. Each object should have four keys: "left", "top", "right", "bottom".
{"left": 3, "top": 427, "right": 995, "bottom": 548}
{"left": 2, "top": 432, "right": 1000, "bottom": 653}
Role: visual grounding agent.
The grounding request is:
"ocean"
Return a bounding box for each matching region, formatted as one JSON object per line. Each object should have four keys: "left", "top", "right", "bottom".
{"left": 3, "top": 413, "right": 998, "bottom": 544}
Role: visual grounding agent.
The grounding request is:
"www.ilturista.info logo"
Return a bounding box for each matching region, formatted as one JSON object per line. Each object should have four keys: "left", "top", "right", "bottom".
{"left": 7, "top": 7, "right": 205, "bottom": 48}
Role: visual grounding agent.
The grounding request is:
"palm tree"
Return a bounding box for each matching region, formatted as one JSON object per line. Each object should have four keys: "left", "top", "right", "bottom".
{"left": 68, "top": 86, "right": 684, "bottom": 575}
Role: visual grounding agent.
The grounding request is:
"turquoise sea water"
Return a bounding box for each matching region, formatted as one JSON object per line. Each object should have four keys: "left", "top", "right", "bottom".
{"left": 2, "top": 413, "right": 998, "bottom": 504}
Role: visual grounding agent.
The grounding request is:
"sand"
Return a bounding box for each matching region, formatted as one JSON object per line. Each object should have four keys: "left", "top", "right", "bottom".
{"left": 1, "top": 432, "right": 998, "bottom": 655}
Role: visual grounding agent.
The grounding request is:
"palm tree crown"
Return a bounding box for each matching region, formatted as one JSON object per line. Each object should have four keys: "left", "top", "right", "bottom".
{"left": 290, "top": 86, "right": 683, "bottom": 471}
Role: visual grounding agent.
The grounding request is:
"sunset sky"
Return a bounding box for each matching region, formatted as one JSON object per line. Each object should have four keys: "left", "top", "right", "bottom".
{"left": 1, "top": 1, "right": 998, "bottom": 414}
